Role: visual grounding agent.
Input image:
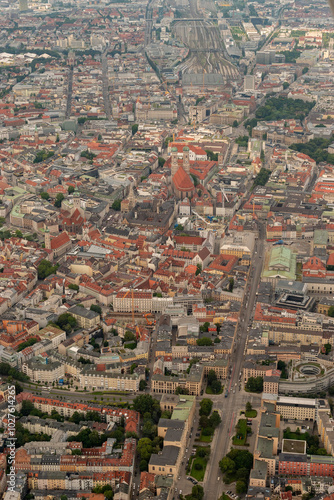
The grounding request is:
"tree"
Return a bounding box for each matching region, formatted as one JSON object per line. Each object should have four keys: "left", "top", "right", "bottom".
{"left": 133, "top": 394, "right": 161, "bottom": 420}
{"left": 228, "top": 278, "right": 234, "bottom": 292}
{"left": 219, "top": 456, "right": 235, "bottom": 474}
{"left": 206, "top": 150, "right": 218, "bottom": 161}
{"left": 40, "top": 191, "right": 50, "bottom": 200}
{"left": 90, "top": 304, "right": 102, "bottom": 315}
{"left": 235, "top": 136, "right": 248, "bottom": 148}
{"left": 245, "top": 376, "right": 263, "bottom": 393}
{"left": 15, "top": 230, "right": 23, "bottom": 238}
{"left": 21, "top": 400, "right": 35, "bottom": 416}
{"left": 328, "top": 306, "right": 334, "bottom": 317}
{"left": 190, "top": 485, "right": 204, "bottom": 500}
{"left": 196, "top": 264, "right": 202, "bottom": 275}
{"left": 324, "top": 343, "right": 332, "bottom": 355}
{"left": 54, "top": 193, "right": 64, "bottom": 208}
{"left": 140, "top": 459, "right": 148, "bottom": 471}
{"left": 236, "top": 467, "right": 250, "bottom": 481}
{"left": 227, "top": 449, "right": 253, "bottom": 471}
{"left": 98, "top": 134, "right": 102, "bottom": 141}
{"left": 68, "top": 186, "right": 75, "bottom": 194}
{"left": 130, "top": 363, "right": 137, "bottom": 374}
{"left": 209, "top": 411, "right": 222, "bottom": 428}
{"left": 124, "top": 331, "right": 136, "bottom": 342}
{"left": 142, "top": 419, "right": 156, "bottom": 440}
{"left": 112, "top": 199, "right": 121, "bottom": 211}
{"left": 211, "top": 380, "right": 222, "bottom": 394}
{"left": 246, "top": 402, "right": 252, "bottom": 412}
{"left": 69, "top": 283, "right": 79, "bottom": 291}
{"left": 137, "top": 437, "right": 153, "bottom": 461}
{"left": 200, "top": 399, "right": 213, "bottom": 416}
{"left": 132, "top": 123, "right": 139, "bottom": 135}
{"left": 197, "top": 337, "right": 213, "bottom": 346}
{"left": 34, "top": 150, "right": 54, "bottom": 163}
{"left": 200, "top": 322, "right": 210, "bottom": 332}
{"left": 283, "top": 82, "right": 289, "bottom": 90}
{"left": 175, "top": 386, "right": 189, "bottom": 395}
{"left": 253, "top": 168, "right": 270, "bottom": 187}
{"left": 236, "top": 480, "right": 247, "bottom": 494}
{"left": 80, "top": 150, "right": 96, "bottom": 161}
{"left": 56, "top": 313, "right": 77, "bottom": 333}
{"left": 139, "top": 380, "right": 147, "bottom": 391}
{"left": 37, "top": 260, "right": 59, "bottom": 280}
{"left": 86, "top": 411, "right": 101, "bottom": 422}
{"left": 199, "top": 415, "right": 210, "bottom": 428}
{"left": 158, "top": 157, "right": 165, "bottom": 168}
{"left": 277, "top": 360, "right": 288, "bottom": 379}
{"left": 232, "top": 120, "right": 239, "bottom": 128}
{"left": 207, "top": 370, "right": 217, "bottom": 385}
{"left": 302, "top": 66, "right": 309, "bottom": 74}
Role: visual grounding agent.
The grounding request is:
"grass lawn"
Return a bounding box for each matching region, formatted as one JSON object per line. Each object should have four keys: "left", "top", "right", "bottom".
{"left": 232, "top": 419, "right": 248, "bottom": 446}
{"left": 200, "top": 433, "right": 212, "bottom": 442}
{"left": 190, "top": 456, "right": 207, "bottom": 481}
{"left": 245, "top": 410, "right": 257, "bottom": 418}
{"left": 206, "top": 385, "right": 224, "bottom": 395}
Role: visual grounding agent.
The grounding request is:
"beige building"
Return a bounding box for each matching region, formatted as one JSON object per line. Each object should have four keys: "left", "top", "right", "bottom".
{"left": 243, "top": 362, "right": 275, "bottom": 383}
{"left": 268, "top": 327, "right": 327, "bottom": 347}
{"left": 148, "top": 446, "right": 181, "bottom": 477}
{"left": 22, "top": 358, "right": 64, "bottom": 383}
{"left": 220, "top": 232, "right": 255, "bottom": 258}
{"left": 38, "top": 326, "right": 66, "bottom": 348}
{"left": 317, "top": 400, "right": 334, "bottom": 455}
{"left": 79, "top": 370, "right": 143, "bottom": 392}
{"left": 68, "top": 305, "right": 100, "bottom": 329}
{"left": 249, "top": 460, "right": 268, "bottom": 488}
{"left": 114, "top": 290, "right": 153, "bottom": 313}
{"left": 202, "top": 359, "right": 228, "bottom": 380}
{"left": 276, "top": 396, "right": 317, "bottom": 421}
{"left": 263, "top": 375, "right": 279, "bottom": 396}
{"left": 152, "top": 365, "right": 204, "bottom": 396}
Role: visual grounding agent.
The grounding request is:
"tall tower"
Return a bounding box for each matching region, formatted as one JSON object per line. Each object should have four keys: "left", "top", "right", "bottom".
{"left": 183, "top": 146, "right": 190, "bottom": 174}
{"left": 171, "top": 147, "right": 178, "bottom": 178}
{"left": 73, "top": 189, "right": 80, "bottom": 212}
{"left": 45, "top": 229, "right": 51, "bottom": 250}
{"left": 128, "top": 185, "right": 136, "bottom": 210}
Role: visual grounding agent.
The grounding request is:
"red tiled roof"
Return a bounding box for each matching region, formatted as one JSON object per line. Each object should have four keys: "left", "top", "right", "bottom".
{"left": 328, "top": 253, "right": 334, "bottom": 267}
{"left": 172, "top": 167, "right": 194, "bottom": 192}
{"left": 51, "top": 232, "right": 70, "bottom": 250}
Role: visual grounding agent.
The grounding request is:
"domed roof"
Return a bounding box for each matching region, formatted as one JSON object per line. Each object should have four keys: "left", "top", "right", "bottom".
{"left": 171, "top": 147, "right": 178, "bottom": 152}
{"left": 183, "top": 146, "right": 190, "bottom": 151}
{"left": 172, "top": 167, "right": 195, "bottom": 192}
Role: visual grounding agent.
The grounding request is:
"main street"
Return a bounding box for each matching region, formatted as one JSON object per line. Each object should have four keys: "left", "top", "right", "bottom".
{"left": 65, "top": 64, "right": 73, "bottom": 120}
{"left": 101, "top": 49, "right": 111, "bottom": 120}
{"left": 203, "top": 222, "right": 265, "bottom": 500}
